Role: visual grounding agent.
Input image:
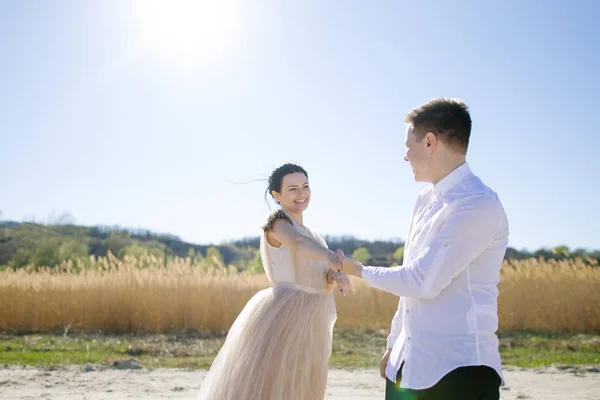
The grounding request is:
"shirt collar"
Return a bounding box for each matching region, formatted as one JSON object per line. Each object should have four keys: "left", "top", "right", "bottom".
{"left": 432, "top": 162, "right": 472, "bottom": 195}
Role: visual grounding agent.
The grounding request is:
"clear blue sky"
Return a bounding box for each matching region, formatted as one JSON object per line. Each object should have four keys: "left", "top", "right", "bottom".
{"left": 2, "top": 0, "right": 599, "bottom": 252}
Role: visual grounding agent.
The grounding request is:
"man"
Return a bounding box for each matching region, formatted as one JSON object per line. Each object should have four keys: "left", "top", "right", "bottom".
{"left": 341, "top": 98, "right": 509, "bottom": 399}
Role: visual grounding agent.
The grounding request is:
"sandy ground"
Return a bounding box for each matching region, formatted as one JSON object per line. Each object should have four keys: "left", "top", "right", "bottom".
{"left": 1, "top": 365, "right": 599, "bottom": 400}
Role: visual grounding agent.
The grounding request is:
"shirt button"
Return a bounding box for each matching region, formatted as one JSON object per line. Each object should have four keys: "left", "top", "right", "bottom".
{"left": 406, "top": 309, "right": 410, "bottom": 314}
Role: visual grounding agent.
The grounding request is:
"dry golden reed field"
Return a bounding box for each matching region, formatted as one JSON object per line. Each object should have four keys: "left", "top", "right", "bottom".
{"left": 0, "top": 254, "right": 599, "bottom": 334}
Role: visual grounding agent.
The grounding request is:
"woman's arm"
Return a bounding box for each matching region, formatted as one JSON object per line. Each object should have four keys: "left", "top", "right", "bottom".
{"left": 268, "top": 218, "right": 342, "bottom": 271}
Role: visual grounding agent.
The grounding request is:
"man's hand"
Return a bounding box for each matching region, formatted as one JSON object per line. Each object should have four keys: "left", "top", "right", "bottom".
{"left": 336, "top": 249, "right": 364, "bottom": 278}
{"left": 380, "top": 348, "right": 392, "bottom": 379}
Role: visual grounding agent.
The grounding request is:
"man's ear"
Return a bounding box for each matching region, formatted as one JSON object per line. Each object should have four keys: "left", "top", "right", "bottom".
{"left": 425, "top": 132, "right": 438, "bottom": 153}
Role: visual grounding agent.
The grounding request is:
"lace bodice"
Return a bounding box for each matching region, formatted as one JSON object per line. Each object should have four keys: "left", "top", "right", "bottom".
{"left": 259, "top": 210, "right": 329, "bottom": 291}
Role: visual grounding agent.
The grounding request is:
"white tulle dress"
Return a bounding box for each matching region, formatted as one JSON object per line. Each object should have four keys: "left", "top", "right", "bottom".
{"left": 197, "top": 210, "right": 338, "bottom": 400}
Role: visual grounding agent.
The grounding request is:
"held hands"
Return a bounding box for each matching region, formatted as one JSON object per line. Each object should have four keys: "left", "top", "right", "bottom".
{"left": 326, "top": 250, "right": 343, "bottom": 272}
{"left": 324, "top": 249, "right": 363, "bottom": 296}
{"left": 335, "top": 249, "right": 364, "bottom": 278}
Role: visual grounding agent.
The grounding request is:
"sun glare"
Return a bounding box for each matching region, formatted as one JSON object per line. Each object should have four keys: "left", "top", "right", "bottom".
{"left": 132, "top": 0, "right": 239, "bottom": 69}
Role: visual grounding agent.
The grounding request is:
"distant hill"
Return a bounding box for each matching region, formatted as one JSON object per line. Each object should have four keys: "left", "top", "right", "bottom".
{"left": 0, "top": 220, "right": 252, "bottom": 268}
{"left": 1, "top": 221, "right": 597, "bottom": 270}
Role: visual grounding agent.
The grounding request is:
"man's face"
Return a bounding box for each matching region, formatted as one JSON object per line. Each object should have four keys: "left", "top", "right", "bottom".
{"left": 404, "top": 124, "right": 431, "bottom": 183}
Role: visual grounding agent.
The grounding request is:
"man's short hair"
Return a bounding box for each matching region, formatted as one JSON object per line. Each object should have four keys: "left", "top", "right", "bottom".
{"left": 405, "top": 98, "right": 472, "bottom": 153}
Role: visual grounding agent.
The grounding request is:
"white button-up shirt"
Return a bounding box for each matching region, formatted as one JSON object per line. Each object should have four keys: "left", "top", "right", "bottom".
{"left": 362, "top": 163, "right": 509, "bottom": 390}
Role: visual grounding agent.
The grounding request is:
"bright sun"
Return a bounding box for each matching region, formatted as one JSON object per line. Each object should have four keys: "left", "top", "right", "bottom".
{"left": 132, "top": 0, "right": 238, "bottom": 69}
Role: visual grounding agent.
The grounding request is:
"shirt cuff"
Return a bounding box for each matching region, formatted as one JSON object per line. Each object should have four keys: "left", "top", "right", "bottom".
{"left": 361, "top": 266, "right": 377, "bottom": 286}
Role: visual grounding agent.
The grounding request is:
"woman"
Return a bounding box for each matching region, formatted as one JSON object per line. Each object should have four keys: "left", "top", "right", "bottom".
{"left": 198, "top": 163, "right": 351, "bottom": 400}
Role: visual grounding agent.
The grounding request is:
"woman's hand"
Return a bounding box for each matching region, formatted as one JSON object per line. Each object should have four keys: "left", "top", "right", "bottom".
{"left": 326, "top": 270, "right": 351, "bottom": 296}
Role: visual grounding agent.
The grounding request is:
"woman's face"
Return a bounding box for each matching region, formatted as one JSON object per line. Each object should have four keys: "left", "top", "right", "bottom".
{"left": 273, "top": 172, "right": 311, "bottom": 214}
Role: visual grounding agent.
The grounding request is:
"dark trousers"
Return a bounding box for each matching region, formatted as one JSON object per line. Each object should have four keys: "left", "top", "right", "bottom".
{"left": 385, "top": 364, "right": 501, "bottom": 400}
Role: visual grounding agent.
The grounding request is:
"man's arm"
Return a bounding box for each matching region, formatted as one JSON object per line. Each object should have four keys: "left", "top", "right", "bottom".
{"left": 343, "top": 194, "right": 500, "bottom": 299}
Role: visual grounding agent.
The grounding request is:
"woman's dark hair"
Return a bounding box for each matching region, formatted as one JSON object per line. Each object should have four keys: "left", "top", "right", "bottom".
{"left": 265, "top": 163, "right": 308, "bottom": 206}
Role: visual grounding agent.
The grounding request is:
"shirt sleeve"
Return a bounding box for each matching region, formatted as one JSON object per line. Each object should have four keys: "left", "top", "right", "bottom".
{"left": 362, "top": 194, "right": 500, "bottom": 299}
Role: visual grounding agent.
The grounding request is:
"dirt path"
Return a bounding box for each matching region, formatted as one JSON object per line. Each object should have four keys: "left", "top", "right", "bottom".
{"left": 1, "top": 365, "right": 599, "bottom": 399}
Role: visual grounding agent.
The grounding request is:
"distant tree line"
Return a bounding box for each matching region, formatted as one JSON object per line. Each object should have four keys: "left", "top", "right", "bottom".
{"left": 1, "top": 220, "right": 598, "bottom": 271}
